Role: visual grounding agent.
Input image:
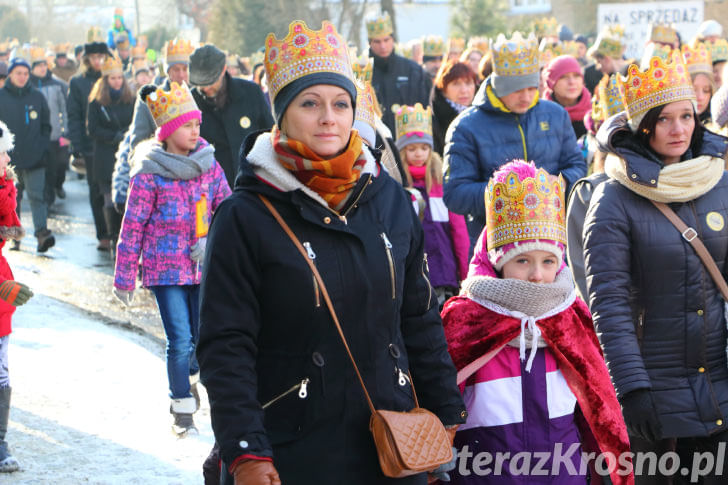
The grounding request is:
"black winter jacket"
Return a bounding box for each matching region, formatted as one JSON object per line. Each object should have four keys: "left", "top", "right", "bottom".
{"left": 67, "top": 68, "right": 101, "bottom": 156}
{"left": 430, "top": 86, "right": 461, "bottom": 157}
{"left": 198, "top": 131, "right": 466, "bottom": 484}
{"left": 87, "top": 97, "right": 133, "bottom": 183}
{"left": 371, "top": 51, "right": 431, "bottom": 135}
{"left": 584, "top": 116, "right": 728, "bottom": 438}
{"left": 191, "top": 73, "right": 274, "bottom": 186}
{"left": 0, "top": 82, "right": 51, "bottom": 170}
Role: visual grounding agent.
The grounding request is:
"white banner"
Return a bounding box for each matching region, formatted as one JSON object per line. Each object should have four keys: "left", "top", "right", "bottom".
{"left": 597, "top": 1, "right": 704, "bottom": 61}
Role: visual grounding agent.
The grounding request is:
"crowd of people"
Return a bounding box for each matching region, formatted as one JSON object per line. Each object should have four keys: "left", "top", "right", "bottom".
{"left": 1, "top": 7, "right": 728, "bottom": 485}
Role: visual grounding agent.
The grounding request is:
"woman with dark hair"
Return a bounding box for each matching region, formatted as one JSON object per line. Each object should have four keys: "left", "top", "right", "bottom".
{"left": 584, "top": 52, "right": 728, "bottom": 484}
{"left": 430, "top": 60, "right": 477, "bottom": 156}
{"left": 87, "top": 54, "right": 134, "bottom": 254}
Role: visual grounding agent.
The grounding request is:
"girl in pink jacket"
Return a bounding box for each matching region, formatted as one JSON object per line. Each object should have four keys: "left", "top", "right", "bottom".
{"left": 113, "top": 82, "right": 231, "bottom": 436}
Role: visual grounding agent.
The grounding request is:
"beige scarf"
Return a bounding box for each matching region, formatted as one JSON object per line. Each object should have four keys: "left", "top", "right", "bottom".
{"left": 605, "top": 153, "right": 725, "bottom": 203}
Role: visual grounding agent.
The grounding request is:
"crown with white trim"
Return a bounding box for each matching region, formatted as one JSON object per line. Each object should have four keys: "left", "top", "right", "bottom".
{"left": 492, "top": 32, "right": 540, "bottom": 77}
{"left": 532, "top": 17, "right": 559, "bottom": 39}
{"left": 682, "top": 42, "right": 713, "bottom": 77}
{"left": 467, "top": 37, "right": 489, "bottom": 55}
{"left": 145, "top": 81, "right": 198, "bottom": 128}
{"left": 422, "top": 36, "right": 445, "bottom": 58}
{"left": 707, "top": 38, "right": 728, "bottom": 63}
{"left": 649, "top": 23, "right": 678, "bottom": 46}
{"left": 164, "top": 39, "right": 194, "bottom": 65}
{"left": 264, "top": 20, "right": 354, "bottom": 102}
{"left": 486, "top": 167, "right": 566, "bottom": 252}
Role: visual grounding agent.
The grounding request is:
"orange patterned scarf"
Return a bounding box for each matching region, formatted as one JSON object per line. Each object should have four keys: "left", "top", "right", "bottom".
{"left": 272, "top": 127, "right": 368, "bottom": 211}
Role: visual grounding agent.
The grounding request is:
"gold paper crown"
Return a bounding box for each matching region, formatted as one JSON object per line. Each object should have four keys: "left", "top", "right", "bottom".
{"left": 355, "top": 81, "right": 377, "bottom": 131}
{"left": 131, "top": 45, "right": 146, "bottom": 59}
{"left": 608, "top": 25, "right": 625, "bottom": 38}
{"left": 250, "top": 50, "right": 265, "bottom": 67}
{"left": 592, "top": 74, "right": 625, "bottom": 122}
{"left": 492, "top": 32, "right": 540, "bottom": 77}
{"left": 396, "top": 42, "right": 414, "bottom": 60}
{"left": 486, "top": 168, "right": 566, "bottom": 251}
{"left": 10, "top": 46, "right": 31, "bottom": 64}
{"left": 352, "top": 53, "right": 373, "bottom": 84}
{"left": 366, "top": 12, "right": 393, "bottom": 39}
{"left": 0, "top": 42, "right": 8, "bottom": 54}
{"left": 447, "top": 37, "right": 466, "bottom": 55}
{"left": 468, "top": 37, "right": 489, "bottom": 54}
{"left": 682, "top": 42, "right": 712, "bottom": 77}
{"left": 620, "top": 51, "right": 696, "bottom": 123}
{"left": 422, "top": 36, "right": 444, "bottom": 58}
{"left": 560, "top": 41, "right": 581, "bottom": 58}
{"left": 87, "top": 27, "right": 105, "bottom": 43}
{"left": 539, "top": 39, "right": 561, "bottom": 67}
{"left": 101, "top": 53, "right": 123, "bottom": 76}
{"left": 649, "top": 24, "right": 678, "bottom": 46}
{"left": 707, "top": 38, "right": 728, "bottom": 64}
{"left": 145, "top": 82, "right": 199, "bottom": 128}
{"left": 640, "top": 42, "right": 672, "bottom": 70}
{"left": 29, "top": 46, "right": 46, "bottom": 64}
{"left": 132, "top": 58, "right": 150, "bottom": 74}
{"left": 589, "top": 27, "right": 624, "bottom": 59}
{"left": 264, "top": 20, "right": 354, "bottom": 102}
{"left": 164, "top": 39, "right": 194, "bottom": 64}
{"left": 533, "top": 17, "right": 559, "bottom": 39}
{"left": 395, "top": 103, "right": 432, "bottom": 141}
{"left": 54, "top": 43, "right": 71, "bottom": 55}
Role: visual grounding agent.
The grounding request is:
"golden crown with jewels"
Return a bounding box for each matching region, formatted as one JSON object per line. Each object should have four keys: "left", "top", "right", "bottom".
{"left": 131, "top": 45, "right": 147, "bottom": 59}
{"left": 706, "top": 38, "right": 728, "bottom": 64}
{"left": 560, "top": 41, "right": 581, "bottom": 58}
{"left": 649, "top": 23, "right": 678, "bottom": 46}
{"left": 10, "top": 46, "right": 31, "bottom": 64}
{"left": 619, "top": 51, "right": 696, "bottom": 123}
{"left": 397, "top": 42, "right": 415, "bottom": 60}
{"left": 164, "top": 39, "right": 194, "bottom": 64}
{"left": 422, "top": 36, "right": 445, "bottom": 58}
{"left": 366, "top": 12, "right": 393, "bottom": 39}
{"left": 352, "top": 53, "right": 373, "bottom": 84}
{"left": 592, "top": 74, "right": 625, "bottom": 122}
{"left": 355, "top": 81, "right": 377, "bottom": 131}
{"left": 395, "top": 103, "right": 432, "bottom": 140}
{"left": 87, "top": 27, "right": 104, "bottom": 43}
{"left": 101, "top": 53, "right": 123, "bottom": 76}
{"left": 145, "top": 82, "right": 199, "bottom": 128}
{"left": 264, "top": 20, "right": 354, "bottom": 102}
{"left": 589, "top": 26, "right": 624, "bottom": 59}
{"left": 54, "top": 43, "right": 71, "bottom": 55}
{"left": 486, "top": 168, "right": 566, "bottom": 252}
{"left": 468, "top": 37, "right": 489, "bottom": 55}
{"left": 539, "top": 39, "right": 561, "bottom": 68}
{"left": 682, "top": 42, "right": 712, "bottom": 77}
{"left": 640, "top": 42, "right": 673, "bottom": 70}
{"left": 532, "top": 17, "right": 559, "bottom": 39}
{"left": 29, "top": 46, "right": 46, "bottom": 64}
{"left": 446, "top": 37, "right": 466, "bottom": 55}
{"left": 492, "top": 32, "right": 540, "bottom": 77}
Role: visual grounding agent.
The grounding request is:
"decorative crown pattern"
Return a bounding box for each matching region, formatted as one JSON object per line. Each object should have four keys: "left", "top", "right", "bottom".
{"left": 560, "top": 41, "right": 581, "bottom": 58}
{"left": 395, "top": 103, "right": 432, "bottom": 141}
{"left": 250, "top": 50, "right": 265, "bottom": 67}
{"left": 538, "top": 39, "right": 560, "bottom": 67}
{"left": 590, "top": 26, "right": 624, "bottom": 59}
{"left": 264, "top": 20, "right": 354, "bottom": 102}
{"left": 101, "top": 53, "right": 123, "bottom": 76}
{"left": 10, "top": 46, "right": 31, "bottom": 64}
{"left": 164, "top": 39, "right": 194, "bottom": 64}
{"left": 29, "top": 46, "right": 46, "bottom": 64}
{"left": 422, "top": 36, "right": 445, "bottom": 58}
{"left": 397, "top": 42, "right": 414, "bottom": 60}
{"left": 355, "top": 81, "right": 377, "bottom": 130}
{"left": 447, "top": 37, "right": 466, "bottom": 55}
{"left": 87, "top": 27, "right": 104, "bottom": 43}
{"left": 619, "top": 51, "right": 696, "bottom": 123}
{"left": 54, "top": 43, "right": 71, "bottom": 55}
{"left": 468, "top": 37, "right": 489, "bottom": 54}
{"left": 682, "top": 42, "right": 712, "bottom": 77}
{"left": 492, "top": 32, "right": 540, "bottom": 77}
{"left": 649, "top": 23, "right": 678, "bottom": 46}
{"left": 145, "top": 82, "right": 199, "bottom": 128}
{"left": 366, "top": 12, "right": 393, "bottom": 39}
{"left": 486, "top": 168, "right": 566, "bottom": 252}
{"left": 131, "top": 45, "right": 147, "bottom": 59}
{"left": 532, "top": 17, "right": 559, "bottom": 39}
{"left": 707, "top": 38, "right": 728, "bottom": 64}
{"left": 592, "top": 74, "right": 625, "bottom": 122}
{"left": 352, "top": 53, "right": 373, "bottom": 84}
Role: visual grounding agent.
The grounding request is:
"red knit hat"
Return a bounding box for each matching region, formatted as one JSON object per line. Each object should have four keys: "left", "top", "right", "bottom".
{"left": 543, "top": 55, "right": 582, "bottom": 90}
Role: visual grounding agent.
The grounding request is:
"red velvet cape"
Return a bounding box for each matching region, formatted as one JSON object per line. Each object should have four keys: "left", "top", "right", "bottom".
{"left": 442, "top": 295, "right": 634, "bottom": 485}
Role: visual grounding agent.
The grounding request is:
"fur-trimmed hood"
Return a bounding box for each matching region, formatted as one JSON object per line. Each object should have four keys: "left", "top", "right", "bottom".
{"left": 0, "top": 166, "right": 24, "bottom": 241}
{"left": 0, "top": 120, "right": 14, "bottom": 154}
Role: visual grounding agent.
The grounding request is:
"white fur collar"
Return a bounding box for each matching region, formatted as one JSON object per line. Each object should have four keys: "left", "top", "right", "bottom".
{"left": 246, "top": 132, "right": 378, "bottom": 210}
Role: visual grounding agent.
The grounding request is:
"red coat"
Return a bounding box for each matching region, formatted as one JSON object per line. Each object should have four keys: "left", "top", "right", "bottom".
{"left": 0, "top": 168, "right": 25, "bottom": 337}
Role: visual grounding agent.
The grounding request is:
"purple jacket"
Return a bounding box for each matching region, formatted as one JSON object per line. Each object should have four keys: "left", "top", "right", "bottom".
{"left": 114, "top": 144, "right": 231, "bottom": 291}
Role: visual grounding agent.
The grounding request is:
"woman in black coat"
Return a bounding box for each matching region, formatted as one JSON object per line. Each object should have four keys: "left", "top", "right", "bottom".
{"left": 197, "top": 20, "right": 466, "bottom": 485}
{"left": 86, "top": 56, "right": 133, "bottom": 253}
{"left": 430, "top": 60, "right": 477, "bottom": 157}
{"left": 583, "top": 54, "right": 728, "bottom": 484}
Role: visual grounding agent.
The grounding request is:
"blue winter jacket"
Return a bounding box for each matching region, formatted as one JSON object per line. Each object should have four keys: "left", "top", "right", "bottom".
{"left": 443, "top": 77, "right": 586, "bottom": 246}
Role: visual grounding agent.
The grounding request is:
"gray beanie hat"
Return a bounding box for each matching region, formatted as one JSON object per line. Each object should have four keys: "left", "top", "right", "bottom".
{"left": 189, "top": 45, "right": 226, "bottom": 87}
{"left": 492, "top": 71, "right": 540, "bottom": 98}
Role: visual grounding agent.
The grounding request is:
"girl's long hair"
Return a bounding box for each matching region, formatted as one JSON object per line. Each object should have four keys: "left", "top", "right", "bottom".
{"left": 400, "top": 145, "right": 443, "bottom": 193}
{"left": 89, "top": 74, "right": 134, "bottom": 106}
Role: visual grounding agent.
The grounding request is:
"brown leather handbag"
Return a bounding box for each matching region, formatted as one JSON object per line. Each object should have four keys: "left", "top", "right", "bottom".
{"left": 258, "top": 194, "right": 453, "bottom": 478}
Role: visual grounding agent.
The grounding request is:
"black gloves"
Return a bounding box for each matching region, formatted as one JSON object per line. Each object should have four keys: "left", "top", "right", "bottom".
{"left": 620, "top": 389, "right": 662, "bottom": 442}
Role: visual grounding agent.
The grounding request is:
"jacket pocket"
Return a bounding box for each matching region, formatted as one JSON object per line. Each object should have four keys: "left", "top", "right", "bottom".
{"left": 387, "top": 342, "right": 416, "bottom": 408}
{"left": 381, "top": 232, "right": 396, "bottom": 300}
{"left": 261, "top": 377, "right": 310, "bottom": 410}
{"left": 302, "top": 241, "right": 321, "bottom": 307}
{"left": 260, "top": 375, "right": 311, "bottom": 445}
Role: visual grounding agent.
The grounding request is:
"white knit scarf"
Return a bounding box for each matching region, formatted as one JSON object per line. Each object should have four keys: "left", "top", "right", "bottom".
{"left": 460, "top": 267, "right": 577, "bottom": 372}
{"left": 605, "top": 153, "right": 725, "bottom": 203}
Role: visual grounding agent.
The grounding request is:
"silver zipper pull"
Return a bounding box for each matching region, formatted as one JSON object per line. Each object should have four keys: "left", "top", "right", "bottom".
{"left": 396, "top": 367, "right": 409, "bottom": 386}
{"left": 298, "top": 378, "right": 310, "bottom": 398}
{"left": 381, "top": 233, "right": 393, "bottom": 249}
{"left": 302, "top": 242, "right": 316, "bottom": 260}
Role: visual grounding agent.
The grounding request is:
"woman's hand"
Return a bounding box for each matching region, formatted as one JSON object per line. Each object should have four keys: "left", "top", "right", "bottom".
{"left": 112, "top": 287, "right": 134, "bottom": 307}
{"left": 232, "top": 459, "right": 281, "bottom": 485}
{"left": 620, "top": 389, "right": 662, "bottom": 442}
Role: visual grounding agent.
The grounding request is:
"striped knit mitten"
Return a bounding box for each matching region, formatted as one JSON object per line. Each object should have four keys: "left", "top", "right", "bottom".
{"left": 0, "top": 281, "right": 33, "bottom": 307}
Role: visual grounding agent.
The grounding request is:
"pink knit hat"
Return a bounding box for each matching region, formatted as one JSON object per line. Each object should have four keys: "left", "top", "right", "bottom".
{"left": 543, "top": 55, "right": 582, "bottom": 90}
{"left": 141, "top": 82, "right": 202, "bottom": 142}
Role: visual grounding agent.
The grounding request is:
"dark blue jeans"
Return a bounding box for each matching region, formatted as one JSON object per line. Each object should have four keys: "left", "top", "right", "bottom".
{"left": 150, "top": 285, "right": 200, "bottom": 399}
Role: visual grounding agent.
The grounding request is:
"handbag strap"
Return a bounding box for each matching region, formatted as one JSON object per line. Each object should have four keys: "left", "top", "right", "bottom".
{"left": 257, "top": 194, "right": 421, "bottom": 414}
{"left": 650, "top": 200, "right": 728, "bottom": 301}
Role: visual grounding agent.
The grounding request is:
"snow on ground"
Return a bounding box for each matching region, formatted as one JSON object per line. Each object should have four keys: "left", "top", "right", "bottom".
{"left": 3, "top": 295, "right": 215, "bottom": 484}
